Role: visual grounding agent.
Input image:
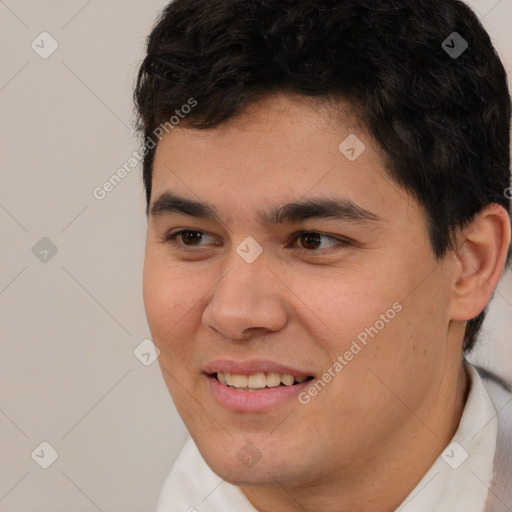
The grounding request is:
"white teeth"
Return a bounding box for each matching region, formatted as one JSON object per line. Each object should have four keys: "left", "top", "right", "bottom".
{"left": 266, "top": 372, "right": 281, "bottom": 388}
{"left": 248, "top": 373, "right": 267, "bottom": 388}
{"left": 216, "top": 372, "right": 309, "bottom": 390}
{"left": 230, "top": 374, "right": 248, "bottom": 388}
{"left": 280, "top": 374, "right": 294, "bottom": 386}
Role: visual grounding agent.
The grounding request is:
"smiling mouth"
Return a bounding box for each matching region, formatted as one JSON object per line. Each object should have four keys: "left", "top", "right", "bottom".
{"left": 213, "top": 372, "right": 314, "bottom": 391}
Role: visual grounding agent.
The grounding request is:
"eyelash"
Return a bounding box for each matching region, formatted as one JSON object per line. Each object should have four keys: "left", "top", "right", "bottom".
{"left": 163, "top": 229, "right": 352, "bottom": 253}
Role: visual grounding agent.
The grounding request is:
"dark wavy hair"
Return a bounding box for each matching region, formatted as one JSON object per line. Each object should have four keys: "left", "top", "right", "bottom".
{"left": 134, "top": 0, "right": 511, "bottom": 353}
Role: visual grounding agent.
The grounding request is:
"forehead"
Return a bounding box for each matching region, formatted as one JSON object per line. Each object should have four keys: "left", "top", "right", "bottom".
{"left": 150, "top": 93, "right": 420, "bottom": 227}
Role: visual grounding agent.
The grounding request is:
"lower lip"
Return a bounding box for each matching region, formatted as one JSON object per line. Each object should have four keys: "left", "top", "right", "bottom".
{"left": 206, "top": 374, "right": 313, "bottom": 412}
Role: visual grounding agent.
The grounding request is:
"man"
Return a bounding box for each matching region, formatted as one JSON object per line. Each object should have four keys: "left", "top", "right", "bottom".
{"left": 134, "top": 0, "right": 512, "bottom": 510}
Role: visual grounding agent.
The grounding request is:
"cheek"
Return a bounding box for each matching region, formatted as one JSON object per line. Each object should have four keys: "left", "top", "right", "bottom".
{"left": 142, "top": 252, "right": 204, "bottom": 352}
{"left": 288, "top": 267, "right": 397, "bottom": 353}
{"left": 289, "top": 261, "right": 445, "bottom": 393}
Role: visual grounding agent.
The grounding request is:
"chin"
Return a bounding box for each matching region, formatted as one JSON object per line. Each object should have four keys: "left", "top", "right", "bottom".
{"left": 199, "top": 442, "right": 306, "bottom": 486}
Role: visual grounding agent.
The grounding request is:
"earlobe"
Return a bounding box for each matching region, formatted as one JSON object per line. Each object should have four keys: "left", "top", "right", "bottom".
{"left": 450, "top": 204, "right": 511, "bottom": 321}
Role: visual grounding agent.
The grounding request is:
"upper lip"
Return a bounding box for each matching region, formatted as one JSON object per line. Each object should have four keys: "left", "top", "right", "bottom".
{"left": 204, "top": 359, "right": 313, "bottom": 378}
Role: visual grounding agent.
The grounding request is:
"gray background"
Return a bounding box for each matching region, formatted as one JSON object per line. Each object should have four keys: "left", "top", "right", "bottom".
{"left": 1, "top": 1, "right": 511, "bottom": 511}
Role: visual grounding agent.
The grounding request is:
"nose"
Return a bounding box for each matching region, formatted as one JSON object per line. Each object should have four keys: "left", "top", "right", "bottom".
{"left": 201, "top": 251, "right": 288, "bottom": 340}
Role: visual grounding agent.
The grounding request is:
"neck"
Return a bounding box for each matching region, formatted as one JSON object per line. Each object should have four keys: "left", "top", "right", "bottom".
{"left": 241, "top": 363, "right": 469, "bottom": 512}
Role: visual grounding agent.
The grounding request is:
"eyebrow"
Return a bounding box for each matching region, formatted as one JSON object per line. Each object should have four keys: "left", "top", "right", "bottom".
{"left": 149, "top": 192, "right": 382, "bottom": 225}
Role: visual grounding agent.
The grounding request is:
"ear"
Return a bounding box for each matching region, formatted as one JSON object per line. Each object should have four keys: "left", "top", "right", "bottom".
{"left": 449, "top": 204, "right": 511, "bottom": 322}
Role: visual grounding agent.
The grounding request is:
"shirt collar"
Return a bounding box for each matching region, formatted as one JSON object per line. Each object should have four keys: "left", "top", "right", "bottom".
{"left": 396, "top": 363, "right": 497, "bottom": 512}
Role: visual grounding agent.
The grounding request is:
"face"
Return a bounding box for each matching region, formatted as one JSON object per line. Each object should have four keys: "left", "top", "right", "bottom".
{"left": 143, "top": 93, "right": 459, "bottom": 488}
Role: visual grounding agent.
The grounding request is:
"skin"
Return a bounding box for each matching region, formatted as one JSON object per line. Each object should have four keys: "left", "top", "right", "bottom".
{"left": 143, "top": 93, "right": 511, "bottom": 512}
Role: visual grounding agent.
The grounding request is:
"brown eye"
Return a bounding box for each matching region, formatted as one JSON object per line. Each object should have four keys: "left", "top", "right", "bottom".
{"left": 299, "top": 232, "right": 322, "bottom": 250}
{"left": 179, "top": 230, "right": 203, "bottom": 245}
{"left": 289, "top": 231, "right": 352, "bottom": 252}
{"left": 164, "top": 229, "right": 215, "bottom": 249}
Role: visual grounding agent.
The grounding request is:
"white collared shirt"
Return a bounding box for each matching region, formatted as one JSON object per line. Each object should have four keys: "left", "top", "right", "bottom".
{"left": 156, "top": 364, "right": 497, "bottom": 512}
